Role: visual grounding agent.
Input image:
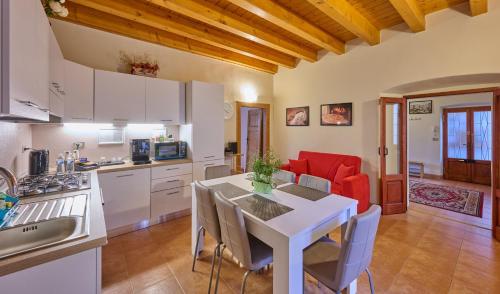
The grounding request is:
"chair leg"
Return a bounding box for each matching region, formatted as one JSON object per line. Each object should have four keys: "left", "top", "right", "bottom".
{"left": 214, "top": 245, "right": 226, "bottom": 294}
{"left": 208, "top": 243, "right": 221, "bottom": 294}
{"left": 241, "top": 270, "right": 252, "bottom": 294}
{"left": 366, "top": 268, "right": 375, "bottom": 294}
{"left": 191, "top": 226, "right": 204, "bottom": 272}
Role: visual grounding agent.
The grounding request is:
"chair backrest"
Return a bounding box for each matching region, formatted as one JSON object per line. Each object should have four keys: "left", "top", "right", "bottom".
{"left": 298, "top": 174, "right": 331, "bottom": 193}
{"left": 194, "top": 181, "right": 222, "bottom": 243}
{"left": 273, "top": 170, "right": 296, "bottom": 183}
{"left": 205, "top": 165, "right": 232, "bottom": 180}
{"left": 213, "top": 191, "right": 253, "bottom": 268}
{"left": 333, "top": 205, "right": 381, "bottom": 290}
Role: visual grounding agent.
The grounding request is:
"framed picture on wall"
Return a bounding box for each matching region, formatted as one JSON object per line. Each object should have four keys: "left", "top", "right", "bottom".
{"left": 286, "top": 106, "right": 309, "bottom": 126}
{"left": 320, "top": 103, "right": 353, "bottom": 126}
{"left": 409, "top": 100, "right": 433, "bottom": 114}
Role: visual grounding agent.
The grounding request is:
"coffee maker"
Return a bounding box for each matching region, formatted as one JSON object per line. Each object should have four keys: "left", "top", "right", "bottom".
{"left": 130, "top": 139, "right": 151, "bottom": 165}
{"left": 29, "top": 149, "right": 49, "bottom": 175}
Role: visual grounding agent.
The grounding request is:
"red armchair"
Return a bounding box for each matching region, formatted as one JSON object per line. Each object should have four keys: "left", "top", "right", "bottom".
{"left": 281, "top": 151, "right": 370, "bottom": 213}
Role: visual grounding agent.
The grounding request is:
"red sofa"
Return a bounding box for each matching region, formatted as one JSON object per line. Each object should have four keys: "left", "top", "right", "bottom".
{"left": 281, "top": 151, "right": 370, "bottom": 213}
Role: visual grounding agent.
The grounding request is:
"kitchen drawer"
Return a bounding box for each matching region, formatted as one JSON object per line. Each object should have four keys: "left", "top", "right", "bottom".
{"left": 151, "top": 163, "right": 192, "bottom": 180}
{"left": 151, "top": 173, "right": 192, "bottom": 192}
{"left": 151, "top": 186, "right": 191, "bottom": 219}
{"left": 193, "top": 159, "right": 226, "bottom": 181}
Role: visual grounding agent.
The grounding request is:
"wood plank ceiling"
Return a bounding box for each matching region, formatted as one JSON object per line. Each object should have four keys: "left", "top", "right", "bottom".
{"left": 55, "top": 0, "right": 488, "bottom": 74}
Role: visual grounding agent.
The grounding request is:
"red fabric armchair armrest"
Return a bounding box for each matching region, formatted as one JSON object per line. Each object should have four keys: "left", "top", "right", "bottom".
{"left": 281, "top": 163, "right": 291, "bottom": 171}
{"left": 340, "top": 173, "right": 370, "bottom": 213}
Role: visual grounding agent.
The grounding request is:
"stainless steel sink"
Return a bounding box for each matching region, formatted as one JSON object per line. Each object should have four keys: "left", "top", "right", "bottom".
{"left": 0, "top": 194, "right": 90, "bottom": 259}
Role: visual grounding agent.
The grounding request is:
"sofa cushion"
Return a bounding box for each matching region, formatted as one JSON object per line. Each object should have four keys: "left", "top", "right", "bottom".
{"left": 289, "top": 159, "right": 308, "bottom": 176}
{"left": 332, "top": 164, "right": 355, "bottom": 191}
{"left": 298, "top": 151, "right": 361, "bottom": 181}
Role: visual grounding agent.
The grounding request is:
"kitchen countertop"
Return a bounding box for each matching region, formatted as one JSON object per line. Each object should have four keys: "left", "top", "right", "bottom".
{"left": 0, "top": 171, "right": 107, "bottom": 276}
{"left": 96, "top": 158, "right": 193, "bottom": 174}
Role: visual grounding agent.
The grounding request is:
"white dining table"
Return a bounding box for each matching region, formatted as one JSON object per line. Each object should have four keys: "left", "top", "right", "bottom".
{"left": 191, "top": 173, "right": 358, "bottom": 294}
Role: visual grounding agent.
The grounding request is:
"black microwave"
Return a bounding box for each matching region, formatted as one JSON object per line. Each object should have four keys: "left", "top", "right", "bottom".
{"left": 154, "top": 141, "right": 187, "bottom": 160}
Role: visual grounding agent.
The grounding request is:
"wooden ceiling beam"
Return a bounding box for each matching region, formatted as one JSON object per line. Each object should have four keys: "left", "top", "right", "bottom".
{"left": 306, "top": 0, "right": 380, "bottom": 45}
{"left": 225, "top": 0, "right": 344, "bottom": 54}
{"left": 470, "top": 0, "right": 488, "bottom": 16}
{"left": 142, "top": 0, "right": 317, "bottom": 62}
{"left": 58, "top": 3, "right": 278, "bottom": 74}
{"left": 68, "top": 0, "right": 296, "bottom": 68}
{"left": 389, "top": 0, "right": 425, "bottom": 32}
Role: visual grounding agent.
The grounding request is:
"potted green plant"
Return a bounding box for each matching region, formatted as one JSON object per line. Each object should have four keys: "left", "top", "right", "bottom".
{"left": 251, "top": 150, "right": 281, "bottom": 194}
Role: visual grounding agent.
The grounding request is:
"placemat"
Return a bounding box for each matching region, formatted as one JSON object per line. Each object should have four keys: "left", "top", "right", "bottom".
{"left": 245, "top": 174, "right": 289, "bottom": 186}
{"left": 208, "top": 182, "right": 251, "bottom": 199}
{"left": 277, "top": 184, "right": 329, "bottom": 201}
{"left": 234, "top": 194, "right": 293, "bottom": 221}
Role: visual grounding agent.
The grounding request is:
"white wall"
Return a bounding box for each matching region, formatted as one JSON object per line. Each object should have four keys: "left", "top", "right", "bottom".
{"left": 0, "top": 122, "right": 32, "bottom": 178}
{"left": 45, "top": 19, "right": 274, "bottom": 145}
{"left": 273, "top": 1, "right": 500, "bottom": 202}
{"left": 31, "top": 124, "right": 178, "bottom": 167}
{"left": 408, "top": 93, "right": 492, "bottom": 175}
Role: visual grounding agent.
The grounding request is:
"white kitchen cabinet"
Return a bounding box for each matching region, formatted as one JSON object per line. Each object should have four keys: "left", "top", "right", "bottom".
{"left": 63, "top": 60, "right": 94, "bottom": 122}
{"left": 1, "top": 0, "right": 50, "bottom": 121}
{"left": 151, "top": 163, "right": 193, "bottom": 180}
{"left": 49, "top": 89, "right": 64, "bottom": 118}
{"left": 151, "top": 174, "right": 193, "bottom": 192}
{"left": 99, "top": 168, "right": 150, "bottom": 231}
{"left": 181, "top": 81, "right": 224, "bottom": 162}
{"left": 146, "top": 78, "right": 185, "bottom": 124}
{"left": 0, "top": 248, "right": 101, "bottom": 294}
{"left": 94, "top": 70, "right": 146, "bottom": 123}
{"left": 49, "top": 27, "right": 65, "bottom": 102}
{"left": 193, "top": 159, "right": 225, "bottom": 181}
{"left": 151, "top": 186, "right": 191, "bottom": 219}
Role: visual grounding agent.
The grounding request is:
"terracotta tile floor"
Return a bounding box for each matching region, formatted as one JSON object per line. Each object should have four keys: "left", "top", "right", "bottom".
{"left": 409, "top": 177, "right": 492, "bottom": 229}
{"left": 102, "top": 208, "right": 500, "bottom": 294}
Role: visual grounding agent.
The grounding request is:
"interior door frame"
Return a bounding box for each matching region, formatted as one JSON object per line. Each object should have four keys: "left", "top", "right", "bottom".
{"left": 380, "top": 97, "right": 408, "bottom": 215}
{"left": 404, "top": 87, "right": 500, "bottom": 240}
{"left": 442, "top": 106, "right": 492, "bottom": 183}
{"left": 235, "top": 101, "right": 270, "bottom": 172}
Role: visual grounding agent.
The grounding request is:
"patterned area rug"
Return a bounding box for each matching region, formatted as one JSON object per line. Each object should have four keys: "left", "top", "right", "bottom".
{"left": 409, "top": 180, "right": 483, "bottom": 217}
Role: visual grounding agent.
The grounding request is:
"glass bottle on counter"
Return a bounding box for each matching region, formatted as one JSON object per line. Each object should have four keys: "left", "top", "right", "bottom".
{"left": 64, "top": 151, "right": 75, "bottom": 173}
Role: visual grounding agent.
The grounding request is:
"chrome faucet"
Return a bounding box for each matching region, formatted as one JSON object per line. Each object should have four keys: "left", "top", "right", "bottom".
{"left": 0, "top": 167, "right": 18, "bottom": 196}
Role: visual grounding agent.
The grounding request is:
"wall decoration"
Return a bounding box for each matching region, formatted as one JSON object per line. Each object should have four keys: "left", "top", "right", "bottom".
{"left": 321, "top": 103, "right": 353, "bottom": 126}
{"left": 119, "top": 51, "right": 159, "bottom": 77}
{"left": 286, "top": 106, "right": 309, "bottom": 126}
{"left": 409, "top": 100, "right": 433, "bottom": 114}
{"left": 43, "top": 0, "right": 69, "bottom": 17}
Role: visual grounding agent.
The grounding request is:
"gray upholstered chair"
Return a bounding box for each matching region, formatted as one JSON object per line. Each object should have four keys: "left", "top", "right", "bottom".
{"left": 213, "top": 191, "right": 273, "bottom": 294}
{"left": 273, "top": 170, "right": 296, "bottom": 183}
{"left": 303, "top": 205, "right": 382, "bottom": 294}
{"left": 298, "top": 174, "right": 331, "bottom": 193}
{"left": 192, "top": 181, "right": 223, "bottom": 293}
{"left": 205, "top": 164, "right": 232, "bottom": 180}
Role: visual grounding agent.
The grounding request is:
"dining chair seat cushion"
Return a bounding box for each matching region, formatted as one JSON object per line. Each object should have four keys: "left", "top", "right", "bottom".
{"left": 248, "top": 234, "right": 273, "bottom": 270}
{"left": 303, "top": 237, "right": 341, "bottom": 290}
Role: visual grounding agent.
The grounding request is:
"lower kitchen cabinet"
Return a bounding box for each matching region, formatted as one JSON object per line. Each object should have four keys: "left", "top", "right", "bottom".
{"left": 193, "top": 159, "right": 225, "bottom": 181}
{"left": 98, "top": 168, "right": 150, "bottom": 231}
{"left": 151, "top": 186, "right": 191, "bottom": 219}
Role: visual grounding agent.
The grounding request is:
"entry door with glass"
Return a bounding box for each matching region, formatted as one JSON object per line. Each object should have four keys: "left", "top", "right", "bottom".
{"left": 443, "top": 106, "right": 492, "bottom": 185}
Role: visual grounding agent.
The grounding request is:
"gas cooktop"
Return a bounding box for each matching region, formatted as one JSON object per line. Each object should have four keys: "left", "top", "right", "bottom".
{"left": 16, "top": 172, "right": 91, "bottom": 198}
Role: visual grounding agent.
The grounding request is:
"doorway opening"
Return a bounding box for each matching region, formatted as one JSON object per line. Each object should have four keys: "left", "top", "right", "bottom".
{"left": 407, "top": 94, "right": 493, "bottom": 229}
{"left": 236, "top": 102, "right": 270, "bottom": 172}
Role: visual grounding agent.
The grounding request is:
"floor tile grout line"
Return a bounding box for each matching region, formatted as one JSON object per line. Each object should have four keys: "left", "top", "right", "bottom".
{"left": 165, "top": 263, "right": 186, "bottom": 294}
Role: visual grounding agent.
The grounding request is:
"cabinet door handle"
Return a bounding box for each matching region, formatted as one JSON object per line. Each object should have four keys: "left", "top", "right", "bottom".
{"left": 166, "top": 167, "right": 180, "bottom": 171}
{"left": 71, "top": 117, "right": 92, "bottom": 121}
{"left": 116, "top": 174, "right": 134, "bottom": 178}
{"left": 166, "top": 191, "right": 179, "bottom": 196}
{"left": 204, "top": 155, "right": 215, "bottom": 159}
{"left": 166, "top": 179, "right": 179, "bottom": 183}
{"left": 204, "top": 163, "right": 215, "bottom": 167}
{"left": 161, "top": 119, "right": 173, "bottom": 122}
{"left": 99, "top": 188, "right": 104, "bottom": 206}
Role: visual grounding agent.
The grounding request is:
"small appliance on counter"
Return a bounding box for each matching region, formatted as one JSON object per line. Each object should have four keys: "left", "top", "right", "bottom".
{"left": 29, "top": 149, "right": 49, "bottom": 176}
{"left": 131, "top": 139, "right": 152, "bottom": 165}
{"left": 154, "top": 141, "right": 187, "bottom": 161}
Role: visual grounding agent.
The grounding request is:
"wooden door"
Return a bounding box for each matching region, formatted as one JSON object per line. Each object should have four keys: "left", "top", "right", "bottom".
{"left": 380, "top": 97, "right": 407, "bottom": 215}
{"left": 492, "top": 90, "right": 500, "bottom": 240}
{"left": 246, "top": 108, "right": 263, "bottom": 170}
{"left": 443, "top": 106, "right": 492, "bottom": 185}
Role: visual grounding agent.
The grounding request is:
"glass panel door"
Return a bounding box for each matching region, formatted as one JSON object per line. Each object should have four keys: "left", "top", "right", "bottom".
{"left": 473, "top": 110, "right": 492, "bottom": 161}
{"left": 385, "top": 104, "right": 401, "bottom": 175}
{"left": 447, "top": 111, "right": 468, "bottom": 159}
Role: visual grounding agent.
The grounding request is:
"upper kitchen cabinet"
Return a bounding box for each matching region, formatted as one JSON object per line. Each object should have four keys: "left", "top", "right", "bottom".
{"left": 0, "top": 0, "right": 50, "bottom": 121}
{"left": 182, "top": 81, "right": 224, "bottom": 162}
{"left": 94, "top": 70, "right": 146, "bottom": 123}
{"left": 145, "top": 78, "right": 185, "bottom": 125}
{"left": 49, "top": 27, "right": 65, "bottom": 99}
{"left": 63, "top": 60, "right": 94, "bottom": 122}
